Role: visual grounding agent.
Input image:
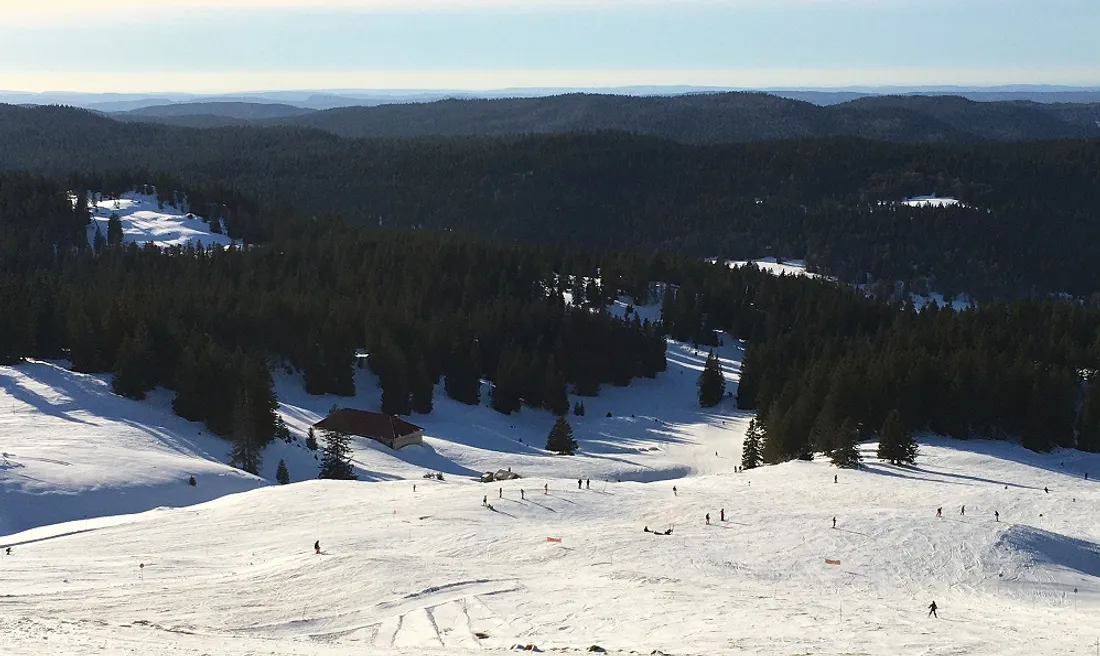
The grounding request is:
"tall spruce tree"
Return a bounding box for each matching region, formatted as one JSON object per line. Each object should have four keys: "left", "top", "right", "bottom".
{"left": 106, "top": 212, "right": 123, "bottom": 245}
{"left": 276, "top": 459, "right": 290, "bottom": 484}
{"left": 698, "top": 350, "right": 726, "bottom": 408}
{"left": 741, "top": 417, "right": 764, "bottom": 470}
{"left": 230, "top": 392, "right": 263, "bottom": 475}
{"left": 411, "top": 359, "right": 434, "bottom": 414}
{"left": 877, "top": 409, "right": 918, "bottom": 465}
{"left": 830, "top": 417, "right": 862, "bottom": 469}
{"left": 318, "top": 429, "right": 357, "bottom": 480}
{"left": 111, "top": 324, "right": 155, "bottom": 400}
{"left": 542, "top": 358, "right": 569, "bottom": 416}
{"left": 1078, "top": 380, "right": 1100, "bottom": 453}
{"left": 545, "top": 416, "right": 578, "bottom": 455}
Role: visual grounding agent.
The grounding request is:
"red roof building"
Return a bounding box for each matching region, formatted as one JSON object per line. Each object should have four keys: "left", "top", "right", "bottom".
{"left": 312, "top": 409, "right": 424, "bottom": 450}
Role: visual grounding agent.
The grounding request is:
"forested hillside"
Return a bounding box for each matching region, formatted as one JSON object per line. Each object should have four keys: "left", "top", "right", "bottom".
{"left": 117, "top": 92, "right": 1100, "bottom": 143}
{"left": 4, "top": 172, "right": 1100, "bottom": 460}
{"left": 3, "top": 104, "right": 1100, "bottom": 299}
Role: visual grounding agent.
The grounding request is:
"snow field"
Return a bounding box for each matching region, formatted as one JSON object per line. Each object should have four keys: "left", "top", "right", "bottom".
{"left": 84, "top": 192, "right": 234, "bottom": 249}
{"left": 1, "top": 440, "right": 1098, "bottom": 656}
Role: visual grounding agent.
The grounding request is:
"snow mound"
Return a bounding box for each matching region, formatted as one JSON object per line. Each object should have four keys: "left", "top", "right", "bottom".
{"left": 993, "top": 525, "right": 1100, "bottom": 580}
{"left": 0, "top": 361, "right": 263, "bottom": 535}
{"left": 85, "top": 192, "right": 234, "bottom": 249}
{"left": 902, "top": 195, "right": 963, "bottom": 208}
{"left": 722, "top": 257, "right": 817, "bottom": 278}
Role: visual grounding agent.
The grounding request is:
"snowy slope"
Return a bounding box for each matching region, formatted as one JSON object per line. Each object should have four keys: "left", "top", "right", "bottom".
{"left": 902, "top": 195, "right": 963, "bottom": 208}
{"left": 0, "top": 439, "right": 1097, "bottom": 656}
{"left": 722, "top": 257, "right": 818, "bottom": 278}
{"left": 85, "top": 192, "right": 234, "bottom": 249}
{"left": 0, "top": 361, "right": 263, "bottom": 535}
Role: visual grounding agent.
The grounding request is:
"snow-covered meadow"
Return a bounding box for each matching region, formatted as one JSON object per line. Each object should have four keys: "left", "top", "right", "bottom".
{"left": 85, "top": 192, "right": 234, "bottom": 249}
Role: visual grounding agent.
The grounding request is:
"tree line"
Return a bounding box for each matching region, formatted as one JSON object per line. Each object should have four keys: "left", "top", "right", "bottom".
{"left": 3, "top": 105, "right": 1100, "bottom": 299}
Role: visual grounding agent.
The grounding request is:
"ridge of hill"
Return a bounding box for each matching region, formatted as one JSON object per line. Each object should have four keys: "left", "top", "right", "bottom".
{"left": 105, "top": 92, "right": 1100, "bottom": 143}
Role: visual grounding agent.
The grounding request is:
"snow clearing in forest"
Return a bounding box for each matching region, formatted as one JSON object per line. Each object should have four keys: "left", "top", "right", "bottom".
{"left": 84, "top": 192, "right": 234, "bottom": 249}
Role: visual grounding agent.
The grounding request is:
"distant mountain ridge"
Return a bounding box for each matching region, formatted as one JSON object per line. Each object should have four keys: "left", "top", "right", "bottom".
{"left": 111, "top": 92, "right": 1100, "bottom": 143}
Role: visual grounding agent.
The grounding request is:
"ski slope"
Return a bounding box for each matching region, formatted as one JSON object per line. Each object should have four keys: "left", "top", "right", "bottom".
{"left": 85, "top": 192, "right": 234, "bottom": 249}
{"left": 1, "top": 439, "right": 1097, "bottom": 655}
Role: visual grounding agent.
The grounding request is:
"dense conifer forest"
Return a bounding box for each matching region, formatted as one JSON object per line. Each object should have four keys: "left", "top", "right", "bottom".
{"left": 3, "top": 104, "right": 1100, "bottom": 299}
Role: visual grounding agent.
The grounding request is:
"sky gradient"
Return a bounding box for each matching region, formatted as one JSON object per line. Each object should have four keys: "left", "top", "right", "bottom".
{"left": 2, "top": 0, "right": 1098, "bottom": 92}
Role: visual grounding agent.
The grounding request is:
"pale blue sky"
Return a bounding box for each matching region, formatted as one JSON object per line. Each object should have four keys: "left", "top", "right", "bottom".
{"left": 2, "top": 0, "right": 1097, "bottom": 92}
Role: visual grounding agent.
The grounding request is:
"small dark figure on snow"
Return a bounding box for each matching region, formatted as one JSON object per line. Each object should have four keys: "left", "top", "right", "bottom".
{"left": 961, "top": 505, "right": 965, "bottom": 516}
{"left": 521, "top": 489, "right": 525, "bottom": 500}
{"left": 832, "top": 517, "right": 837, "bottom": 529}
{"left": 1085, "top": 472, "right": 1089, "bottom": 480}
{"left": 499, "top": 487, "right": 503, "bottom": 499}
{"left": 314, "top": 541, "right": 320, "bottom": 555}
{"left": 705, "top": 513, "right": 710, "bottom": 525}
{"left": 413, "top": 484, "right": 416, "bottom": 492}
{"left": 4, "top": 547, "right": 10, "bottom": 556}
{"left": 928, "top": 601, "right": 938, "bottom": 618}
{"left": 578, "top": 479, "right": 583, "bottom": 489}
{"left": 1044, "top": 487, "right": 1049, "bottom": 494}
{"left": 544, "top": 483, "right": 548, "bottom": 494}
{"left": 586, "top": 479, "right": 590, "bottom": 489}
{"left": 720, "top": 509, "right": 725, "bottom": 522}
{"left": 834, "top": 474, "right": 837, "bottom": 484}
{"left": 994, "top": 510, "right": 999, "bottom": 522}
{"left": 936, "top": 507, "right": 942, "bottom": 518}
{"left": 188, "top": 475, "right": 196, "bottom": 487}
{"left": 483, "top": 495, "right": 487, "bottom": 506}
{"left": 644, "top": 526, "right": 651, "bottom": 533}
{"left": 673, "top": 486, "right": 678, "bottom": 496}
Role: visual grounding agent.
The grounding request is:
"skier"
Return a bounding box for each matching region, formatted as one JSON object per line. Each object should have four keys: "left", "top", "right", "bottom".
{"left": 4, "top": 547, "right": 9, "bottom": 556}
{"left": 705, "top": 513, "right": 710, "bottom": 525}
{"left": 994, "top": 510, "right": 999, "bottom": 522}
{"left": 578, "top": 479, "right": 582, "bottom": 489}
{"left": 927, "top": 601, "right": 938, "bottom": 618}
{"left": 832, "top": 517, "right": 837, "bottom": 529}
{"left": 314, "top": 540, "right": 320, "bottom": 555}
{"left": 413, "top": 484, "right": 416, "bottom": 492}
{"left": 483, "top": 495, "right": 487, "bottom": 506}
{"left": 1044, "top": 487, "right": 1049, "bottom": 494}
{"left": 586, "top": 479, "right": 590, "bottom": 489}
{"left": 673, "top": 486, "right": 678, "bottom": 496}
{"left": 936, "top": 507, "right": 942, "bottom": 518}
{"left": 520, "top": 489, "right": 525, "bottom": 500}
{"left": 499, "top": 487, "right": 503, "bottom": 499}
{"left": 961, "top": 505, "right": 965, "bottom": 516}
{"left": 720, "top": 509, "right": 725, "bottom": 522}
{"left": 544, "top": 483, "right": 548, "bottom": 495}
{"left": 834, "top": 474, "right": 837, "bottom": 484}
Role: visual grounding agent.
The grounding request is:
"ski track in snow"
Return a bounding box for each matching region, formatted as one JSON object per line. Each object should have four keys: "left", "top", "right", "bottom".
{"left": 1, "top": 302, "right": 1099, "bottom": 654}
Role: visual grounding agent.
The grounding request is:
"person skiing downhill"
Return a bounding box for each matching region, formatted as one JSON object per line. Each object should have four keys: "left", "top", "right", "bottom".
{"left": 961, "top": 505, "right": 965, "bottom": 516}
{"left": 834, "top": 474, "right": 837, "bottom": 484}
{"left": 578, "top": 479, "right": 582, "bottom": 489}
{"left": 720, "top": 509, "right": 725, "bottom": 522}
{"left": 520, "top": 489, "right": 525, "bottom": 500}
{"left": 544, "top": 483, "right": 548, "bottom": 495}
{"left": 673, "top": 486, "right": 678, "bottom": 496}
{"left": 314, "top": 541, "right": 320, "bottom": 555}
{"left": 994, "top": 510, "right": 999, "bottom": 522}
{"left": 499, "top": 487, "right": 503, "bottom": 499}
{"left": 936, "top": 507, "right": 942, "bottom": 518}
{"left": 928, "top": 601, "right": 938, "bottom": 618}
{"left": 832, "top": 517, "right": 837, "bottom": 529}
{"left": 705, "top": 513, "right": 710, "bottom": 525}
{"left": 586, "top": 479, "right": 590, "bottom": 489}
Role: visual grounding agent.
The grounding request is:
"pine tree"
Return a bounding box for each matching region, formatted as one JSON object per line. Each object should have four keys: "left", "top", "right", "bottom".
{"left": 111, "top": 324, "right": 155, "bottom": 400}
{"left": 697, "top": 350, "right": 726, "bottom": 408}
{"left": 411, "top": 359, "right": 434, "bottom": 414}
{"left": 276, "top": 459, "right": 290, "bottom": 484}
{"left": 305, "top": 426, "right": 319, "bottom": 451}
{"left": 230, "top": 392, "right": 263, "bottom": 475}
{"left": 107, "top": 212, "right": 123, "bottom": 245}
{"left": 318, "top": 429, "right": 357, "bottom": 480}
{"left": 741, "top": 418, "right": 764, "bottom": 470}
{"left": 830, "top": 417, "right": 862, "bottom": 469}
{"left": 1078, "top": 380, "right": 1100, "bottom": 453}
{"left": 877, "top": 409, "right": 918, "bottom": 465}
{"left": 545, "top": 416, "right": 578, "bottom": 455}
{"left": 542, "top": 358, "right": 569, "bottom": 416}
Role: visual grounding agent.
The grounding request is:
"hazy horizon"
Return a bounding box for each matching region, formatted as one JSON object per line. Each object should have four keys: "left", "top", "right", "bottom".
{"left": 2, "top": 0, "right": 1098, "bottom": 93}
